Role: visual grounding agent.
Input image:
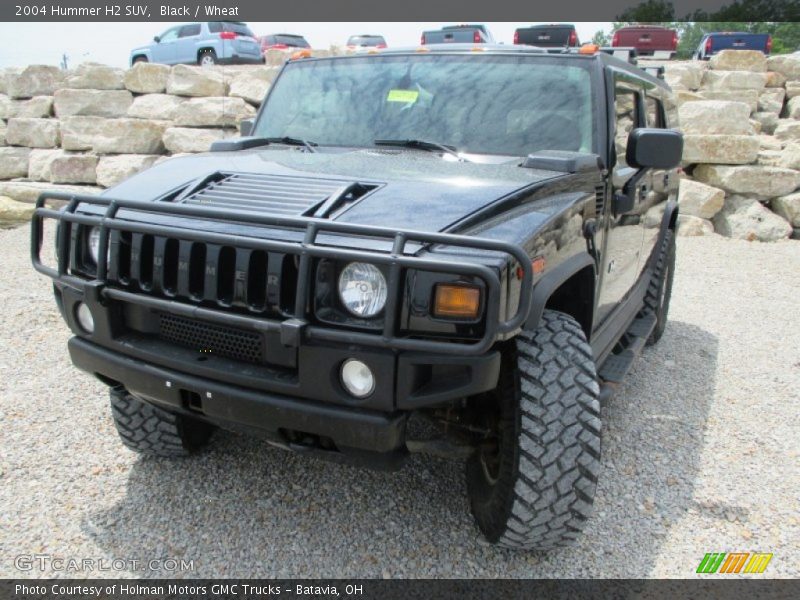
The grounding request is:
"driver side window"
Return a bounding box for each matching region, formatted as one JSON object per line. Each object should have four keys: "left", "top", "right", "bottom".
{"left": 159, "top": 27, "right": 179, "bottom": 42}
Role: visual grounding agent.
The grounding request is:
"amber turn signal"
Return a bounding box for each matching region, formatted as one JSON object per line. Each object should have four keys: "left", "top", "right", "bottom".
{"left": 433, "top": 284, "right": 481, "bottom": 319}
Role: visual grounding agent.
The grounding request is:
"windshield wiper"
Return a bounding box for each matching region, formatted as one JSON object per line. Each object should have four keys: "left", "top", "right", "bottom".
{"left": 374, "top": 139, "right": 468, "bottom": 161}
{"left": 262, "top": 137, "right": 318, "bottom": 153}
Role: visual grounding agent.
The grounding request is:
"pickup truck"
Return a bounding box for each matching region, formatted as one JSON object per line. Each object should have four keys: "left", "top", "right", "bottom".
{"left": 421, "top": 25, "right": 494, "bottom": 45}
{"left": 693, "top": 32, "right": 772, "bottom": 60}
{"left": 514, "top": 24, "right": 579, "bottom": 48}
{"left": 32, "top": 44, "right": 682, "bottom": 550}
{"left": 612, "top": 25, "right": 678, "bottom": 57}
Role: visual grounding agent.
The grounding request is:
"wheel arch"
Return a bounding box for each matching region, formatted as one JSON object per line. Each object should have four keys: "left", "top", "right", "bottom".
{"left": 524, "top": 253, "right": 596, "bottom": 339}
{"left": 197, "top": 46, "right": 218, "bottom": 61}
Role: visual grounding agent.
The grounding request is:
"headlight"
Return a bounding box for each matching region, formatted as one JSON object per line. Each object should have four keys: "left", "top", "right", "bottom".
{"left": 87, "top": 226, "right": 101, "bottom": 264}
{"left": 338, "top": 262, "right": 387, "bottom": 318}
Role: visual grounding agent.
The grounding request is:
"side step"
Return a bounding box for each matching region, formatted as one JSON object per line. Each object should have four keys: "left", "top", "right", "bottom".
{"left": 597, "top": 312, "right": 657, "bottom": 384}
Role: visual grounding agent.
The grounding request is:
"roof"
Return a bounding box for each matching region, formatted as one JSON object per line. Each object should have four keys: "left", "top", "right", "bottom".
{"left": 517, "top": 23, "right": 576, "bottom": 29}
{"left": 290, "top": 44, "right": 671, "bottom": 90}
{"left": 376, "top": 43, "right": 548, "bottom": 55}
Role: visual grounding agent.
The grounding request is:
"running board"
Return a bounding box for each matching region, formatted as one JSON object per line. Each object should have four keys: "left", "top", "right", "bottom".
{"left": 597, "top": 312, "right": 657, "bottom": 384}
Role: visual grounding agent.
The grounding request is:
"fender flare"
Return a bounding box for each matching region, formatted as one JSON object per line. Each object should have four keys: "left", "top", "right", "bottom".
{"left": 649, "top": 199, "right": 679, "bottom": 270}
{"left": 524, "top": 253, "right": 597, "bottom": 331}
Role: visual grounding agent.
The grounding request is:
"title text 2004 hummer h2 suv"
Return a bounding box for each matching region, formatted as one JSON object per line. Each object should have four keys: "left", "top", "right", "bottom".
{"left": 32, "top": 45, "right": 683, "bottom": 550}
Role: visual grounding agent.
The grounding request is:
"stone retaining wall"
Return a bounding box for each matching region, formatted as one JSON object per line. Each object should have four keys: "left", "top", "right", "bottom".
{"left": 661, "top": 50, "right": 800, "bottom": 241}
{"left": 1, "top": 49, "right": 800, "bottom": 240}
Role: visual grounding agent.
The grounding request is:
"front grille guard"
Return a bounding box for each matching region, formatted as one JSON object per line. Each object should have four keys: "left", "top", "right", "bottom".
{"left": 31, "top": 191, "right": 533, "bottom": 356}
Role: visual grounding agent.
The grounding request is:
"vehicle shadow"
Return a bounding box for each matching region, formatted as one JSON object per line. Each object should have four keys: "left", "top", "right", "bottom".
{"left": 83, "top": 320, "right": 719, "bottom": 578}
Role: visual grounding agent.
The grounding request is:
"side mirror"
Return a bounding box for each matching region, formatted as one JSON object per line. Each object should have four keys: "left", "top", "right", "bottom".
{"left": 626, "top": 128, "right": 683, "bottom": 170}
{"left": 153, "top": 36, "right": 160, "bottom": 43}
{"left": 239, "top": 119, "right": 254, "bottom": 136}
{"left": 613, "top": 129, "right": 683, "bottom": 217}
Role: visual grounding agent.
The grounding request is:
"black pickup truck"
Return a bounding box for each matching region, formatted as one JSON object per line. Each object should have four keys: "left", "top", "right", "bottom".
{"left": 32, "top": 44, "right": 682, "bottom": 550}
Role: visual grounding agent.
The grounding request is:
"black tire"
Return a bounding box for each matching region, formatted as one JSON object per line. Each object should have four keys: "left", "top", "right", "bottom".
{"left": 132, "top": 56, "right": 148, "bottom": 64}
{"left": 466, "top": 310, "right": 602, "bottom": 550}
{"left": 198, "top": 49, "right": 217, "bottom": 66}
{"left": 643, "top": 228, "right": 676, "bottom": 345}
{"left": 110, "top": 387, "right": 213, "bottom": 457}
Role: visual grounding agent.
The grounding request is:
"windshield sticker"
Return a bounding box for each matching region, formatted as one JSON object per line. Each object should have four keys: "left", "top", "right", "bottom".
{"left": 386, "top": 89, "right": 419, "bottom": 103}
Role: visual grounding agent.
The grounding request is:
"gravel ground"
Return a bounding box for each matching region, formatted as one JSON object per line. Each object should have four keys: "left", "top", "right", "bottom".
{"left": 1, "top": 222, "right": 798, "bottom": 579}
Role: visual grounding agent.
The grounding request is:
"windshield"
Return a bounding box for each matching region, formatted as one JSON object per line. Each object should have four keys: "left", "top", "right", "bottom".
{"left": 254, "top": 54, "right": 595, "bottom": 156}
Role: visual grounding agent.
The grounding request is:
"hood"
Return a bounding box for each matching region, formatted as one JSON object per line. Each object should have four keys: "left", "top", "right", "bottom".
{"left": 106, "top": 148, "right": 565, "bottom": 233}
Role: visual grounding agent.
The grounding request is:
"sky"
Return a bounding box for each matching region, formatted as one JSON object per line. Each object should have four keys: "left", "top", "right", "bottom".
{"left": 0, "top": 22, "right": 612, "bottom": 69}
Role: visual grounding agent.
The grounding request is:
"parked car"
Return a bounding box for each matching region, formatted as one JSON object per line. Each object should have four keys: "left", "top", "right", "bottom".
{"left": 259, "top": 34, "right": 310, "bottom": 53}
{"left": 33, "top": 43, "right": 683, "bottom": 551}
{"left": 692, "top": 31, "right": 772, "bottom": 60}
{"left": 612, "top": 25, "right": 678, "bottom": 57}
{"left": 514, "top": 24, "right": 579, "bottom": 48}
{"left": 130, "top": 21, "right": 263, "bottom": 66}
{"left": 346, "top": 35, "right": 387, "bottom": 51}
{"left": 421, "top": 25, "right": 494, "bottom": 45}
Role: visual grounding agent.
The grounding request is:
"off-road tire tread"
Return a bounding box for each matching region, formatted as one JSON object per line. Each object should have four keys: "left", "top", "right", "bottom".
{"left": 110, "top": 389, "right": 211, "bottom": 457}
{"left": 469, "top": 310, "right": 601, "bottom": 550}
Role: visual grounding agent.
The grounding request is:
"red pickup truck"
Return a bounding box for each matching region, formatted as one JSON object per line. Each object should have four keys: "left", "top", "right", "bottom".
{"left": 612, "top": 25, "right": 678, "bottom": 57}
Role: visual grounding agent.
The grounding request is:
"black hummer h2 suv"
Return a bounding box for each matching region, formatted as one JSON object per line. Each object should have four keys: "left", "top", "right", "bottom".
{"left": 32, "top": 44, "right": 682, "bottom": 550}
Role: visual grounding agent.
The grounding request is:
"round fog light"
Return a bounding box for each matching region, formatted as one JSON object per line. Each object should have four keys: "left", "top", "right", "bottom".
{"left": 75, "top": 302, "right": 95, "bottom": 334}
{"left": 340, "top": 359, "right": 375, "bottom": 398}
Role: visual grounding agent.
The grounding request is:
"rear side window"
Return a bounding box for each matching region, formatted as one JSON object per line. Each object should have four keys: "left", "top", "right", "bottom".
{"left": 614, "top": 86, "right": 643, "bottom": 169}
{"left": 179, "top": 24, "right": 200, "bottom": 38}
{"left": 208, "top": 22, "right": 222, "bottom": 34}
{"left": 645, "top": 96, "right": 665, "bottom": 128}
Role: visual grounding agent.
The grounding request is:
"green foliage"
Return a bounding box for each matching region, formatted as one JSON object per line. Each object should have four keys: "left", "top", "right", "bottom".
{"left": 592, "top": 30, "right": 611, "bottom": 46}
{"left": 612, "top": 0, "right": 800, "bottom": 58}
{"left": 617, "top": 0, "right": 676, "bottom": 22}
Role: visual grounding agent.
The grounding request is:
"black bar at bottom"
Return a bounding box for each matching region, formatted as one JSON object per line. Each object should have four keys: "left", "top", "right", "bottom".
{"left": 2, "top": 579, "right": 797, "bottom": 600}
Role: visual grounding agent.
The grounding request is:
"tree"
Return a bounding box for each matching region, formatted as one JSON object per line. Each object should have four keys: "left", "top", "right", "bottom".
{"left": 592, "top": 30, "right": 611, "bottom": 46}
{"left": 617, "top": 0, "right": 676, "bottom": 22}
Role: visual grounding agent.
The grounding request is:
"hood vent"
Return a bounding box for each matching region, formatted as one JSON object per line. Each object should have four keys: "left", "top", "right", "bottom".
{"left": 174, "top": 171, "right": 377, "bottom": 217}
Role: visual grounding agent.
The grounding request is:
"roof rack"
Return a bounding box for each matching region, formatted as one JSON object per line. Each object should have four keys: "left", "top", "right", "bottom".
{"left": 598, "top": 46, "right": 639, "bottom": 65}
{"left": 547, "top": 45, "right": 639, "bottom": 64}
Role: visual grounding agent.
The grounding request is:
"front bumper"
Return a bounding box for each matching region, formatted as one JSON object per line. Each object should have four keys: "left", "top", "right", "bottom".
{"left": 57, "top": 282, "right": 502, "bottom": 413}
{"left": 69, "top": 337, "right": 408, "bottom": 467}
